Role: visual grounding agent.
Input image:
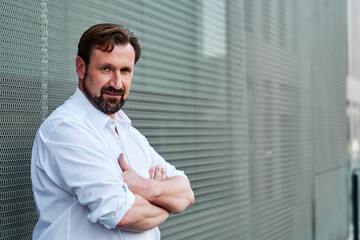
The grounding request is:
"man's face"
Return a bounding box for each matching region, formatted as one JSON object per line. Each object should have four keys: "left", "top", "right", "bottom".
{"left": 76, "top": 43, "right": 135, "bottom": 117}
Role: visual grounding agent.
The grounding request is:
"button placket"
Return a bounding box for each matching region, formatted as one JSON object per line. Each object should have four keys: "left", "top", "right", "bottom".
{"left": 111, "top": 120, "right": 132, "bottom": 168}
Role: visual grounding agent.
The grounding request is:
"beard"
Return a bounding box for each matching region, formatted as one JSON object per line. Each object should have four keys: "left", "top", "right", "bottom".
{"left": 82, "top": 70, "right": 126, "bottom": 114}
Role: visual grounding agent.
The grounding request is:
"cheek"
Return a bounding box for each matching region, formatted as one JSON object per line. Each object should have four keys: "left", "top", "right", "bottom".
{"left": 125, "top": 82, "right": 132, "bottom": 96}
{"left": 89, "top": 73, "right": 108, "bottom": 89}
{"left": 123, "top": 88, "right": 130, "bottom": 99}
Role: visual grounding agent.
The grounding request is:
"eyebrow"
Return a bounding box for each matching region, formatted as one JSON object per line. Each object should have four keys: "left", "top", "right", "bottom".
{"left": 99, "top": 63, "right": 133, "bottom": 71}
{"left": 121, "top": 66, "right": 132, "bottom": 71}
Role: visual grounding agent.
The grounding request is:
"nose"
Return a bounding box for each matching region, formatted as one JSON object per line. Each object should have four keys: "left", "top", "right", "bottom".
{"left": 109, "top": 71, "right": 123, "bottom": 90}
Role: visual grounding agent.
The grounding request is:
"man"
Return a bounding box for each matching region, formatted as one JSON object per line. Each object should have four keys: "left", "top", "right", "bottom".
{"left": 31, "top": 23, "right": 194, "bottom": 240}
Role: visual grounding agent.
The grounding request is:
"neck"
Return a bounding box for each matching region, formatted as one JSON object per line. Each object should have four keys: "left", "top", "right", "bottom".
{"left": 107, "top": 113, "right": 116, "bottom": 119}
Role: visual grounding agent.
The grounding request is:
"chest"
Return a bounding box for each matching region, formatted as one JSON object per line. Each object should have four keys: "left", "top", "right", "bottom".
{"left": 101, "top": 126, "right": 153, "bottom": 178}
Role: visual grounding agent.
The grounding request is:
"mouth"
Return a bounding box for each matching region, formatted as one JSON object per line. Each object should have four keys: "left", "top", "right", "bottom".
{"left": 101, "top": 86, "right": 125, "bottom": 99}
{"left": 104, "top": 92, "right": 122, "bottom": 97}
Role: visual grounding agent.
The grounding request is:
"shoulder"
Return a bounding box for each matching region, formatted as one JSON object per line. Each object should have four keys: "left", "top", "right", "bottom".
{"left": 38, "top": 99, "right": 87, "bottom": 140}
{"left": 129, "top": 126, "right": 149, "bottom": 144}
{"left": 33, "top": 101, "right": 108, "bottom": 165}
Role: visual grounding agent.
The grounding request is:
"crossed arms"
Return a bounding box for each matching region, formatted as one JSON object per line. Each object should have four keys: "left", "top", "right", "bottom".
{"left": 116, "top": 154, "right": 195, "bottom": 231}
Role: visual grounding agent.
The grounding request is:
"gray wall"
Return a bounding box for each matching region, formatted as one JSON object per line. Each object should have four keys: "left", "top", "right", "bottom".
{"left": 0, "top": 0, "right": 348, "bottom": 239}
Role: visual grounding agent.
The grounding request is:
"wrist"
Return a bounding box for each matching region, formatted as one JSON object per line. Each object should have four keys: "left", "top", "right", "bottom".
{"left": 146, "top": 178, "right": 162, "bottom": 202}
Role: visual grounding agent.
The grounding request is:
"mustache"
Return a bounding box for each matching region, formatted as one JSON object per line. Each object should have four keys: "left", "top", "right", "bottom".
{"left": 101, "top": 86, "right": 125, "bottom": 95}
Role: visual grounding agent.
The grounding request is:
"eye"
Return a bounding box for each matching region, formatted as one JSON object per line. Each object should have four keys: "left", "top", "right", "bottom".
{"left": 101, "top": 66, "right": 111, "bottom": 72}
{"left": 121, "top": 67, "right": 131, "bottom": 73}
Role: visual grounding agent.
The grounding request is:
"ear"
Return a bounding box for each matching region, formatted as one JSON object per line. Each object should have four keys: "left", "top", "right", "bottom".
{"left": 76, "top": 56, "right": 86, "bottom": 80}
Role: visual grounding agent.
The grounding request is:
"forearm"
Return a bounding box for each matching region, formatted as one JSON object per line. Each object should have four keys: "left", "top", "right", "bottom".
{"left": 117, "top": 195, "right": 170, "bottom": 231}
{"left": 146, "top": 176, "right": 195, "bottom": 214}
{"left": 118, "top": 155, "right": 194, "bottom": 215}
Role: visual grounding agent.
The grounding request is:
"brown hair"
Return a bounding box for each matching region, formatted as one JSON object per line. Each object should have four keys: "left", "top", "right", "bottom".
{"left": 77, "top": 23, "right": 141, "bottom": 65}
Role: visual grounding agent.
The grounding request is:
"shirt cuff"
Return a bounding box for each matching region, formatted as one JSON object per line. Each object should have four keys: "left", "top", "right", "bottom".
{"left": 88, "top": 184, "right": 136, "bottom": 229}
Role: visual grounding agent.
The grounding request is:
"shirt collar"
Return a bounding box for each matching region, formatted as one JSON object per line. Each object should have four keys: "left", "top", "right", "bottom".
{"left": 72, "top": 88, "right": 131, "bottom": 134}
{"left": 111, "top": 110, "right": 132, "bottom": 139}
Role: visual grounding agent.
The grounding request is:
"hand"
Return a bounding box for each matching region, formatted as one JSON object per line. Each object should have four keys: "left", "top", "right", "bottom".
{"left": 149, "top": 165, "right": 167, "bottom": 180}
{"left": 118, "top": 154, "right": 194, "bottom": 214}
{"left": 118, "top": 153, "right": 149, "bottom": 196}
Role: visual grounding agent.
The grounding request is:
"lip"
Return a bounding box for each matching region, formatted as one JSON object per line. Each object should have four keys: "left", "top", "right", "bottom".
{"left": 104, "top": 92, "right": 122, "bottom": 97}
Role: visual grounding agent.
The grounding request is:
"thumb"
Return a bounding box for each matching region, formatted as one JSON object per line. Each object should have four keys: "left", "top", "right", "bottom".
{"left": 118, "top": 153, "right": 130, "bottom": 172}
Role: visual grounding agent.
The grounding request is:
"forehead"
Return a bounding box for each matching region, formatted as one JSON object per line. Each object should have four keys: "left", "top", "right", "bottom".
{"left": 90, "top": 43, "right": 135, "bottom": 65}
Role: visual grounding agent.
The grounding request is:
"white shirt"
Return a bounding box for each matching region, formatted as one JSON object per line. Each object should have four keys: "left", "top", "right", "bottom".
{"left": 31, "top": 88, "right": 186, "bottom": 240}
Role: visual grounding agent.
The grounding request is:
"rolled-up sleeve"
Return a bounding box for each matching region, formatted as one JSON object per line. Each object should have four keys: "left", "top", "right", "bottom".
{"left": 38, "top": 120, "right": 134, "bottom": 229}
{"left": 89, "top": 183, "right": 135, "bottom": 229}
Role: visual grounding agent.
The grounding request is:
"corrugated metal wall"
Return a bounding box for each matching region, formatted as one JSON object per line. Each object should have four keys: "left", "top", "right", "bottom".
{"left": 245, "top": 1, "right": 313, "bottom": 239}
{"left": 245, "top": 0, "right": 348, "bottom": 240}
{"left": 347, "top": 0, "right": 360, "bottom": 167}
{"left": 0, "top": 0, "right": 348, "bottom": 239}
{"left": 309, "top": 0, "right": 349, "bottom": 239}
{"left": 2, "top": 1, "right": 45, "bottom": 239}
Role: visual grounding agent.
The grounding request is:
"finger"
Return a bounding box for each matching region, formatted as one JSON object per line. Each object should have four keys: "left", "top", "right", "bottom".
{"left": 149, "top": 167, "right": 155, "bottom": 179}
{"left": 161, "top": 168, "right": 167, "bottom": 180}
{"left": 155, "top": 165, "right": 162, "bottom": 180}
{"left": 118, "top": 153, "right": 130, "bottom": 172}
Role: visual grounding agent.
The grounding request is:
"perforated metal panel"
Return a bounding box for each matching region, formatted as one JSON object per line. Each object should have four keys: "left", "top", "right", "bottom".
{"left": 245, "top": 1, "right": 313, "bottom": 239}
{"left": 245, "top": 0, "right": 348, "bottom": 240}
{"left": 149, "top": 2, "right": 250, "bottom": 239}
{"left": 1, "top": 0, "right": 349, "bottom": 240}
{"left": 310, "top": 0, "right": 349, "bottom": 239}
{"left": 2, "top": 0, "right": 250, "bottom": 239}
{"left": 347, "top": 0, "right": 360, "bottom": 167}
{"left": 315, "top": 167, "right": 349, "bottom": 239}
{"left": 1, "top": 1, "right": 43, "bottom": 239}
